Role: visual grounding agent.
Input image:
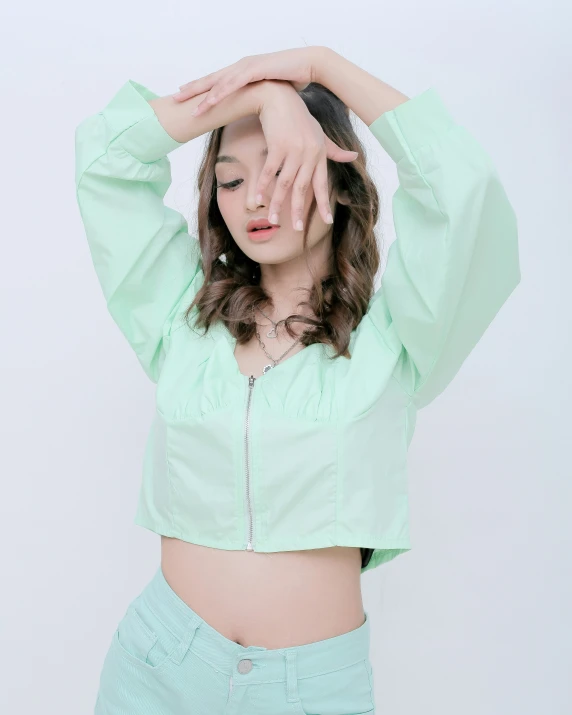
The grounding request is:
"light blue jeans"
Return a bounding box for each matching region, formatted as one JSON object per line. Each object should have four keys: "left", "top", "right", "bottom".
{"left": 94, "top": 565, "right": 375, "bottom": 714}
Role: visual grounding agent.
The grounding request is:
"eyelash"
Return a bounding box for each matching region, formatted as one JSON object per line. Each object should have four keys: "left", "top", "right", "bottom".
{"left": 217, "top": 168, "right": 282, "bottom": 191}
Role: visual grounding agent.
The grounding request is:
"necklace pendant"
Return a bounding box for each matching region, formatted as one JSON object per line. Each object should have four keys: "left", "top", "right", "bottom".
{"left": 262, "top": 364, "right": 274, "bottom": 374}
{"left": 266, "top": 327, "right": 277, "bottom": 338}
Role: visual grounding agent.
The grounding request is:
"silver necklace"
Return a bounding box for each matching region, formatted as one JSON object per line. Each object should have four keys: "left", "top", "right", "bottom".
{"left": 255, "top": 305, "right": 284, "bottom": 338}
{"left": 252, "top": 306, "right": 302, "bottom": 373}
{"left": 254, "top": 327, "right": 302, "bottom": 374}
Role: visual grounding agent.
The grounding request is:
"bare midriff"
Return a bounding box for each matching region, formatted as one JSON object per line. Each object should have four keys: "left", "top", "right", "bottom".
{"left": 160, "top": 536, "right": 365, "bottom": 649}
{"left": 159, "top": 329, "right": 365, "bottom": 649}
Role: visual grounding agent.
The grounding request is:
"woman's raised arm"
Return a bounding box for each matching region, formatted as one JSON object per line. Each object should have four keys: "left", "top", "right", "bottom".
{"left": 317, "top": 51, "right": 521, "bottom": 409}
{"left": 74, "top": 79, "right": 268, "bottom": 383}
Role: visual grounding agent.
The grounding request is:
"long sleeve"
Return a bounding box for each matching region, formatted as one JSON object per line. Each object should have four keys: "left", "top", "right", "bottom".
{"left": 74, "top": 79, "right": 203, "bottom": 383}
{"left": 363, "top": 88, "right": 521, "bottom": 409}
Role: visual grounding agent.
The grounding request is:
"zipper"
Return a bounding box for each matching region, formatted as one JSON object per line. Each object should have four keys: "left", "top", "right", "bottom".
{"left": 244, "top": 374, "right": 256, "bottom": 551}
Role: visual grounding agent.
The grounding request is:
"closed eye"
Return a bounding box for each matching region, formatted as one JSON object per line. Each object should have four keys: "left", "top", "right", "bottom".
{"left": 216, "top": 168, "right": 282, "bottom": 191}
{"left": 216, "top": 179, "right": 242, "bottom": 191}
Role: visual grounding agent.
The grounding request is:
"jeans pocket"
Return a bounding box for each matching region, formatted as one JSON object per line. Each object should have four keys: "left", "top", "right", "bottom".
{"left": 295, "top": 657, "right": 375, "bottom": 715}
{"left": 112, "top": 596, "right": 182, "bottom": 671}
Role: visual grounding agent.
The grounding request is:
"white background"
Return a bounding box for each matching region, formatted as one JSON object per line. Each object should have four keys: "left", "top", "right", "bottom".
{"left": 1, "top": 0, "right": 570, "bottom": 713}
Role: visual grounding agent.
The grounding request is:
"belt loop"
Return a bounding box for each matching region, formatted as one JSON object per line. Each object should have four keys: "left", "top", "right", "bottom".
{"left": 171, "top": 617, "right": 200, "bottom": 666}
{"left": 285, "top": 648, "right": 299, "bottom": 703}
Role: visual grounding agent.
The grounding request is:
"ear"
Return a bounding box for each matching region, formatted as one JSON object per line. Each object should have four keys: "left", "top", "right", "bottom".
{"left": 335, "top": 188, "right": 351, "bottom": 206}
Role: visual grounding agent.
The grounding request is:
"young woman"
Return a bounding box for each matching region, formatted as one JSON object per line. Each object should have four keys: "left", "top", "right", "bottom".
{"left": 75, "top": 46, "right": 520, "bottom": 715}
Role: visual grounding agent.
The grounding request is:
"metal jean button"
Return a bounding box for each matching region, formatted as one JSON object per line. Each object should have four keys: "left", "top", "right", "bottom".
{"left": 237, "top": 658, "right": 253, "bottom": 674}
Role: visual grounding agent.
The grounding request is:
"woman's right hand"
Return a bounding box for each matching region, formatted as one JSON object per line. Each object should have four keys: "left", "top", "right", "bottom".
{"left": 253, "top": 80, "right": 358, "bottom": 230}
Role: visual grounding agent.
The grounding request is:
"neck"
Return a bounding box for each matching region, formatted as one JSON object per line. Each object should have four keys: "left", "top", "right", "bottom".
{"left": 258, "top": 239, "right": 334, "bottom": 320}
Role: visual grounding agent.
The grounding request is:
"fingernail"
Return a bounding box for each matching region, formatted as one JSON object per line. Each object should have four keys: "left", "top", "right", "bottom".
{"left": 191, "top": 106, "right": 200, "bottom": 116}
{"left": 296, "top": 219, "right": 304, "bottom": 231}
{"left": 172, "top": 92, "right": 183, "bottom": 99}
{"left": 326, "top": 213, "right": 333, "bottom": 224}
{"left": 270, "top": 213, "right": 279, "bottom": 225}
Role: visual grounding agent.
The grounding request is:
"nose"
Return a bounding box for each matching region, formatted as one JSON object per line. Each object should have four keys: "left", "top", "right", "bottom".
{"left": 246, "top": 177, "right": 268, "bottom": 213}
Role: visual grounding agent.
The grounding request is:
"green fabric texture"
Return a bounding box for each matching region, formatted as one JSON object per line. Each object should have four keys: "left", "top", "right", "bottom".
{"left": 75, "top": 80, "right": 520, "bottom": 575}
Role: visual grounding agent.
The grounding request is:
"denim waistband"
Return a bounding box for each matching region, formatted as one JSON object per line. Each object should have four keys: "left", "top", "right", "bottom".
{"left": 136, "top": 565, "right": 370, "bottom": 683}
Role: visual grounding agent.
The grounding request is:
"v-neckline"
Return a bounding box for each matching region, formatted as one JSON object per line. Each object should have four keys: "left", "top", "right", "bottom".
{"left": 218, "top": 322, "right": 319, "bottom": 381}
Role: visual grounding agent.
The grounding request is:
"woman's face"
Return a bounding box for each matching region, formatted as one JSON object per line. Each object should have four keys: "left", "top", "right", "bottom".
{"left": 215, "top": 114, "right": 336, "bottom": 267}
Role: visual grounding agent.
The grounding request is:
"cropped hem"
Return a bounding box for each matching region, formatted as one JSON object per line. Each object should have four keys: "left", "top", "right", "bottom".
{"left": 133, "top": 514, "right": 412, "bottom": 575}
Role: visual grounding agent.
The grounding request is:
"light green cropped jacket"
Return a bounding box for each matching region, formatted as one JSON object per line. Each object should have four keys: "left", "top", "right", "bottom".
{"left": 75, "top": 79, "right": 520, "bottom": 574}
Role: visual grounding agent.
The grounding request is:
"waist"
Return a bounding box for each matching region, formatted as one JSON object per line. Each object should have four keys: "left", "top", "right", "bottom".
{"left": 160, "top": 536, "right": 365, "bottom": 648}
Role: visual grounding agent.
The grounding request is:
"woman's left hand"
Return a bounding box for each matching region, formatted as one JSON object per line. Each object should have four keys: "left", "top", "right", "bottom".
{"left": 172, "top": 47, "right": 325, "bottom": 116}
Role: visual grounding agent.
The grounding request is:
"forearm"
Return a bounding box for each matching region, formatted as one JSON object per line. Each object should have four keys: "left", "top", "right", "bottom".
{"left": 148, "top": 80, "right": 270, "bottom": 144}
{"left": 314, "top": 47, "right": 410, "bottom": 126}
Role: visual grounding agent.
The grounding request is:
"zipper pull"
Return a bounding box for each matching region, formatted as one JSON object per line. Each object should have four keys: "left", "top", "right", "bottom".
{"left": 249, "top": 375, "right": 255, "bottom": 387}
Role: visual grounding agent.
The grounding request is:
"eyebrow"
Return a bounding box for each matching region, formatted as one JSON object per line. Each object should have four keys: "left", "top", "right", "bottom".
{"left": 215, "top": 147, "right": 269, "bottom": 165}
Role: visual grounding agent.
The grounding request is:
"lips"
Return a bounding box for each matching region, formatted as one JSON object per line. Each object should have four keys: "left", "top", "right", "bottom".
{"left": 247, "top": 225, "right": 279, "bottom": 241}
{"left": 247, "top": 217, "right": 280, "bottom": 232}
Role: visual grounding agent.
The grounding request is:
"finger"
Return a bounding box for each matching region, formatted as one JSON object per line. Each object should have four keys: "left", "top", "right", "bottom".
{"left": 290, "top": 80, "right": 311, "bottom": 92}
{"left": 290, "top": 153, "right": 320, "bottom": 231}
{"left": 178, "top": 69, "right": 222, "bottom": 90}
{"left": 172, "top": 71, "right": 224, "bottom": 102}
{"left": 190, "top": 90, "right": 219, "bottom": 115}
{"left": 267, "top": 153, "right": 302, "bottom": 226}
{"left": 191, "top": 71, "right": 255, "bottom": 116}
{"left": 173, "top": 79, "right": 215, "bottom": 101}
{"left": 192, "top": 58, "right": 264, "bottom": 117}
{"left": 323, "top": 136, "right": 359, "bottom": 162}
{"left": 190, "top": 82, "right": 233, "bottom": 116}
{"left": 173, "top": 85, "right": 211, "bottom": 102}
{"left": 179, "top": 55, "right": 250, "bottom": 91}
{"left": 311, "top": 157, "right": 334, "bottom": 225}
{"left": 255, "top": 149, "right": 286, "bottom": 212}
{"left": 201, "top": 74, "right": 246, "bottom": 109}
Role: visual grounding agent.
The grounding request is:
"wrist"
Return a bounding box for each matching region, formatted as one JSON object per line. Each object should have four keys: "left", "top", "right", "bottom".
{"left": 311, "top": 46, "right": 339, "bottom": 86}
{"left": 251, "top": 79, "right": 299, "bottom": 114}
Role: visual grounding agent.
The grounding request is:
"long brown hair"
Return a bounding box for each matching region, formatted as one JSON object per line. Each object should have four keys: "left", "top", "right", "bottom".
{"left": 183, "top": 81, "right": 382, "bottom": 360}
